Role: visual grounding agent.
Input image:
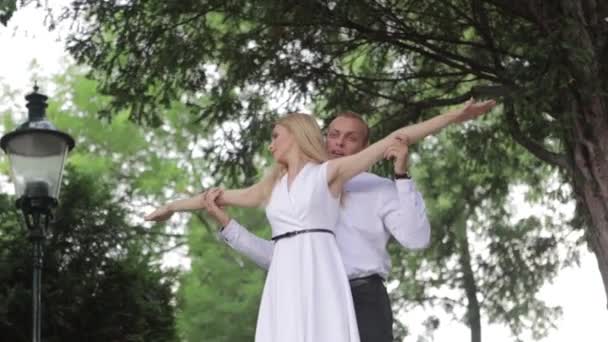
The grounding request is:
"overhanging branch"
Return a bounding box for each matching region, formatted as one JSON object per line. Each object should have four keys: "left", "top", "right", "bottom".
{"left": 504, "top": 99, "right": 569, "bottom": 170}
{"left": 382, "top": 85, "right": 512, "bottom": 124}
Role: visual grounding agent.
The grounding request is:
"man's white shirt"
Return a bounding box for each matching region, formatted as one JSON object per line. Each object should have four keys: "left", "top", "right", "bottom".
{"left": 220, "top": 172, "right": 431, "bottom": 280}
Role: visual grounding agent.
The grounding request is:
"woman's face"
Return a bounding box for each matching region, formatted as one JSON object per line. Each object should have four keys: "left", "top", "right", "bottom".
{"left": 268, "top": 124, "right": 296, "bottom": 163}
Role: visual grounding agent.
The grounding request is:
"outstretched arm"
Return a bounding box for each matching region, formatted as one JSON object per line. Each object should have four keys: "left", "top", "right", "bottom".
{"left": 215, "top": 183, "right": 266, "bottom": 208}
{"left": 144, "top": 183, "right": 265, "bottom": 222}
{"left": 326, "top": 99, "right": 495, "bottom": 194}
{"left": 393, "top": 99, "right": 495, "bottom": 144}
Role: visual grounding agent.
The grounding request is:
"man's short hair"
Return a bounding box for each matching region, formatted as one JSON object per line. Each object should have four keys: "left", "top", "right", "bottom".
{"left": 334, "top": 111, "right": 370, "bottom": 143}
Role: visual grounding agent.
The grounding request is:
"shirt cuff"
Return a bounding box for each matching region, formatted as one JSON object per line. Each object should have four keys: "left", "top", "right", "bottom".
{"left": 395, "top": 178, "right": 415, "bottom": 193}
{"left": 218, "top": 219, "right": 240, "bottom": 243}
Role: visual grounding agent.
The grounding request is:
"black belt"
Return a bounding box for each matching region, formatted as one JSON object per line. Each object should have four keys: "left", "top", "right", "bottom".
{"left": 349, "top": 274, "right": 384, "bottom": 287}
{"left": 271, "top": 228, "right": 334, "bottom": 242}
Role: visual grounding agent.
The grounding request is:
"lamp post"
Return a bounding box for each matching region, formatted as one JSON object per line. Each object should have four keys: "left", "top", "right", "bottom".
{"left": 0, "top": 85, "right": 75, "bottom": 342}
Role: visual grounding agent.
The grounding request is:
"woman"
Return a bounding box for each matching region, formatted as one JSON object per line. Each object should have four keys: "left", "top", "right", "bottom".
{"left": 145, "top": 98, "right": 496, "bottom": 341}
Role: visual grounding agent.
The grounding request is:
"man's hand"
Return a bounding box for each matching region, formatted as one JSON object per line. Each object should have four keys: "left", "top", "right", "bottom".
{"left": 384, "top": 135, "right": 410, "bottom": 174}
{"left": 201, "top": 187, "right": 231, "bottom": 227}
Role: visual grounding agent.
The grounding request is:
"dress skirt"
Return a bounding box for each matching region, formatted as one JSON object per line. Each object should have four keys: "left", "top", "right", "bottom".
{"left": 254, "top": 232, "right": 360, "bottom": 342}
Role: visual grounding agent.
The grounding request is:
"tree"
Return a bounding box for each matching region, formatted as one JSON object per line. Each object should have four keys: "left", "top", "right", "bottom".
{"left": 0, "top": 169, "right": 178, "bottom": 341}
{"left": 175, "top": 208, "right": 267, "bottom": 342}
{"left": 0, "top": 65, "right": 269, "bottom": 341}
{"left": 50, "top": 0, "right": 608, "bottom": 305}
{"left": 0, "top": 0, "right": 17, "bottom": 26}
{"left": 389, "top": 126, "right": 575, "bottom": 342}
{"left": 0, "top": 66, "right": 189, "bottom": 341}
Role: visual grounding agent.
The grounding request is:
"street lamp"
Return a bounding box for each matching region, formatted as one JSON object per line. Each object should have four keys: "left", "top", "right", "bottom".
{"left": 0, "top": 85, "right": 75, "bottom": 342}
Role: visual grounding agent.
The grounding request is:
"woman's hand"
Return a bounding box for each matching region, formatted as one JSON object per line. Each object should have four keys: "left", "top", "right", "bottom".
{"left": 144, "top": 204, "right": 175, "bottom": 222}
{"left": 450, "top": 98, "right": 496, "bottom": 123}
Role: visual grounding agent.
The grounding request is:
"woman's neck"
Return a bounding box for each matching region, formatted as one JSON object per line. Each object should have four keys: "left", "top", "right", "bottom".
{"left": 286, "top": 153, "right": 310, "bottom": 179}
{"left": 286, "top": 157, "right": 310, "bottom": 178}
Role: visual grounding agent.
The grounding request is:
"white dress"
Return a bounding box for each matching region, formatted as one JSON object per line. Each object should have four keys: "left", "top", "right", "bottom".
{"left": 255, "top": 162, "right": 360, "bottom": 342}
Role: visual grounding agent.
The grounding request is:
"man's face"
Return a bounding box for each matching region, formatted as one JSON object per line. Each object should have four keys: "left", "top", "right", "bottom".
{"left": 325, "top": 116, "right": 368, "bottom": 159}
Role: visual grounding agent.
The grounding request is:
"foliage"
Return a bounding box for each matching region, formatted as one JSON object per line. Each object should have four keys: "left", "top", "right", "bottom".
{"left": 0, "top": 168, "right": 178, "bottom": 342}
{"left": 389, "top": 122, "right": 577, "bottom": 341}
{"left": 52, "top": 0, "right": 608, "bottom": 309}
{"left": 51, "top": 4, "right": 607, "bottom": 274}
{"left": 176, "top": 207, "right": 268, "bottom": 342}
{"left": 0, "top": 0, "right": 17, "bottom": 26}
{"left": 1, "top": 66, "right": 268, "bottom": 342}
{"left": 6, "top": 0, "right": 607, "bottom": 338}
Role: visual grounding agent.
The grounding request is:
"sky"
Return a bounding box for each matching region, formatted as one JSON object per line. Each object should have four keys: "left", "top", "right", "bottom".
{"left": 1, "top": 3, "right": 606, "bottom": 342}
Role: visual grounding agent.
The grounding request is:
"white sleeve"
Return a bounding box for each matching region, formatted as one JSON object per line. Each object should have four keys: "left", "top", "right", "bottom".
{"left": 219, "top": 219, "right": 274, "bottom": 270}
{"left": 379, "top": 179, "right": 431, "bottom": 250}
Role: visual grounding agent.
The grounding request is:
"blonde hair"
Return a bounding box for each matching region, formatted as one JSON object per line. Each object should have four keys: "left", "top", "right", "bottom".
{"left": 259, "top": 113, "right": 328, "bottom": 204}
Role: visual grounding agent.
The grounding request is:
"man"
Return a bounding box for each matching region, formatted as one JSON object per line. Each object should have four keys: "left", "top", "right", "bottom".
{"left": 206, "top": 112, "right": 431, "bottom": 342}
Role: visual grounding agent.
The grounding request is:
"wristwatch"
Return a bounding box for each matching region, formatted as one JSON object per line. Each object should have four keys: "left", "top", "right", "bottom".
{"left": 394, "top": 171, "right": 411, "bottom": 180}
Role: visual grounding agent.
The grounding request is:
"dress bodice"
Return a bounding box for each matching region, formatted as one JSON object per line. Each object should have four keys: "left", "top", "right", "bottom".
{"left": 265, "top": 162, "right": 340, "bottom": 236}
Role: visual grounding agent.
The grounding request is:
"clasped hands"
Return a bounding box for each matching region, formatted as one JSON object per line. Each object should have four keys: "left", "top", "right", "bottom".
{"left": 198, "top": 188, "right": 231, "bottom": 226}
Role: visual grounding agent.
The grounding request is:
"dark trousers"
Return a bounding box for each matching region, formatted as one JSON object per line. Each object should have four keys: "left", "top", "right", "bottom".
{"left": 350, "top": 275, "right": 393, "bottom": 342}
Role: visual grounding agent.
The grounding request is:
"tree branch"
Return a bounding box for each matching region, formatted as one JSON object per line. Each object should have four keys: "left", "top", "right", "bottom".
{"left": 338, "top": 18, "right": 507, "bottom": 84}
{"left": 380, "top": 85, "right": 511, "bottom": 125}
{"left": 504, "top": 99, "right": 569, "bottom": 170}
{"left": 151, "top": 240, "right": 188, "bottom": 257}
{"left": 131, "top": 226, "right": 186, "bottom": 239}
{"left": 472, "top": 0, "right": 504, "bottom": 70}
{"left": 481, "top": 0, "right": 538, "bottom": 23}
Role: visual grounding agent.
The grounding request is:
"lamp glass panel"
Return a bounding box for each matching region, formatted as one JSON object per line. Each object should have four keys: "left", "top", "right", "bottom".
{"left": 5, "top": 132, "right": 69, "bottom": 198}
